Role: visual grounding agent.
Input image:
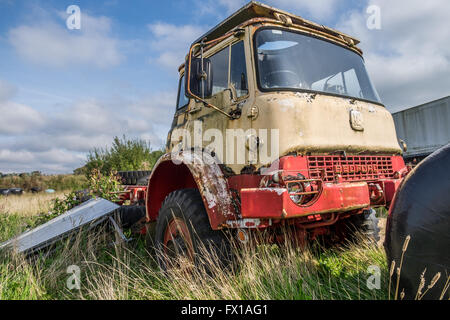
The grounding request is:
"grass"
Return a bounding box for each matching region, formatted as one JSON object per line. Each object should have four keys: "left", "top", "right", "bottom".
{"left": 0, "top": 230, "right": 389, "bottom": 300}
{"left": 0, "top": 193, "right": 446, "bottom": 300}
{"left": 0, "top": 174, "right": 87, "bottom": 192}
{"left": 0, "top": 192, "right": 66, "bottom": 242}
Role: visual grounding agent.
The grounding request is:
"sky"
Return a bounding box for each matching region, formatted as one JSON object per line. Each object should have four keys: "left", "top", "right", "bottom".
{"left": 0, "top": 0, "right": 449, "bottom": 174}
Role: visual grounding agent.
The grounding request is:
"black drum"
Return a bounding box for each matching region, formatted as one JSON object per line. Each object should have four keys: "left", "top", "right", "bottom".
{"left": 385, "top": 143, "right": 450, "bottom": 300}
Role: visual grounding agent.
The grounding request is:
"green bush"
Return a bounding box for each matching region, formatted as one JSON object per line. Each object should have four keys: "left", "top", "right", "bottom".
{"left": 50, "top": 169, "right": 122, "bottom": 216}
{"left": 84, "top": 135, "right": 163, "bottom": 177}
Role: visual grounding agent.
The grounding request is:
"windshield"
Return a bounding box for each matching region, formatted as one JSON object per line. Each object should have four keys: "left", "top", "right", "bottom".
{"left": 255, "top": 28, "right": 382, "bottom": 104}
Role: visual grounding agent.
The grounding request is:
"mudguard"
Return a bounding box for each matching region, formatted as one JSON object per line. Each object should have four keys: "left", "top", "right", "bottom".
{"left": 146, "top": 151, "right": 236, "bottom": 229}
{"left": 385, "top": 143, "right": 450, "bottom": 300}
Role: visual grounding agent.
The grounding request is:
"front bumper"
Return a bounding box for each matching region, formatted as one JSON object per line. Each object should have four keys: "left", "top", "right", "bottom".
{"left": 240, "top": 182, "right": 371, "bottom": 219}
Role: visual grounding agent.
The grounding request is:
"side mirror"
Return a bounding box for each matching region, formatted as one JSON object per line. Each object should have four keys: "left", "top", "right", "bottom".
{"left": 185, "top": 57, "right": 213, "bottom": 99}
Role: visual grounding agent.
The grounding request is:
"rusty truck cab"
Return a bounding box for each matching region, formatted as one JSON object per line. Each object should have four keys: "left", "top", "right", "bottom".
{"left": 146, "top": 2, "right": 408, "bottom": 242}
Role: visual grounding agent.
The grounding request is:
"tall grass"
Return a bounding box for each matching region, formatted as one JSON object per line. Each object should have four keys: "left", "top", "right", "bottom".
{"left": 0, "top": 192, "right": 66, "bottom": 243}
{"left": 1, "top": 193, "right": 447, "bottom": 300}
{"left": 0, "top": 223, "right": 390, "bottom": 300}
{"left": 0, "top": 192, "right": 66, "bottom": 217}
{"left": 0, "top": 174, "right": 87, "bottom": 192}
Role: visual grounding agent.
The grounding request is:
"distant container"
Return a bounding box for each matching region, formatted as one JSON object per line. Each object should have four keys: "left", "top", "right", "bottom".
{"left": 392, "top": 96, "right": 450, "bottom": 161}
{"left": 45, "top": 189, "right": 56, "bottom": 194}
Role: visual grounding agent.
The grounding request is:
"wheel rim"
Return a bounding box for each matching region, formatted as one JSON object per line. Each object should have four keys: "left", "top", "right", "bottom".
{"left": 163, "top": 217, "right": 195, "bottom": 263}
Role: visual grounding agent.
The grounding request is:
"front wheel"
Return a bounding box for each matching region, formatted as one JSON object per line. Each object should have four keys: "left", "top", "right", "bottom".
{"left": 154, "top": 189, "right": 231, "bottom": 271}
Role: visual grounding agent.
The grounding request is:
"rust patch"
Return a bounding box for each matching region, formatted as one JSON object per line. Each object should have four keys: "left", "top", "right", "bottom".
{"left": 149, "top": 151, "right": 236, "bottom": 229}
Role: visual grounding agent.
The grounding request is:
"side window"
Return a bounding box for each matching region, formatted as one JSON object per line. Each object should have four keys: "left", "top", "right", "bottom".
{"left": 177, "top": 75, "right": 189, "bottom": 109}
{"left": 230, "top": 41, "right": 248, "bottom": 97}
{"left": 209, "top": 46, "right": 229, "bottom": 95}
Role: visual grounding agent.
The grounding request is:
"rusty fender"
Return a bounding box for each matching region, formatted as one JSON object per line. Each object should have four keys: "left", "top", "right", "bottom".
{"left": 145, "top": 151, "right": 236, "bottom": 230}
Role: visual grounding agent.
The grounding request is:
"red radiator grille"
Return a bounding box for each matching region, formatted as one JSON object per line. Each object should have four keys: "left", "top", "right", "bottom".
{"left": 307, "top": 155, "right": 395, "bottom": 182}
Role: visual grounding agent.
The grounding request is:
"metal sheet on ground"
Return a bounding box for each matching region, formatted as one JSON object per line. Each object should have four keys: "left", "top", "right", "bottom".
{"left": 0, "top": 198, "right": 120, "bottom": 254}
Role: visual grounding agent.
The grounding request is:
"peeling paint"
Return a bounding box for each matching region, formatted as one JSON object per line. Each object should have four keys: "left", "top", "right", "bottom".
{"left": 295, "top": 92, "right": 316, "bottom": 102}
{"left": 259, "top": 187, "right": 287, "bottom": 196}
{"left": 150, "top": 151, "right": 236, "bottom": 229}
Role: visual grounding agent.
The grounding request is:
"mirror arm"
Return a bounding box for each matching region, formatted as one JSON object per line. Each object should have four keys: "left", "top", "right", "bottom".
{"left": 186, "top": 40, "right": 237, "bottom": 119}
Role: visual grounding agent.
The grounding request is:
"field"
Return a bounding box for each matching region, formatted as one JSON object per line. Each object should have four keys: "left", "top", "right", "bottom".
{"left": 0, "top": 174, "right": 88, "bottom": 192}
{"left": 0, "top": 192, "right": 410, "bottom": 300}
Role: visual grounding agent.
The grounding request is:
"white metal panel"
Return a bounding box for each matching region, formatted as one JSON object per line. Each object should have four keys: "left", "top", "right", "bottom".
{"left": 0, "top": 198, "right": 119, "bottom": 254}
{"left": 392, "top": 96, "right": 450, "bottom": 158}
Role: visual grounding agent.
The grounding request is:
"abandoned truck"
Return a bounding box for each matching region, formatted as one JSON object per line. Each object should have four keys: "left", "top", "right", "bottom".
{"left": 117, "top": 2, "right": 410, "bottom": 265}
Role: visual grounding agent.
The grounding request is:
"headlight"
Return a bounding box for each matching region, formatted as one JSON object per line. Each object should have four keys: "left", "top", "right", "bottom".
{"left": 288, "top": 181, "right": 304, "bottom": 204}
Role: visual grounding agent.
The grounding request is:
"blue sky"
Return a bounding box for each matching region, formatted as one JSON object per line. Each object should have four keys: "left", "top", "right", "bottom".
{"left": 1, "top": 0, "right": 449, "bottom": 173}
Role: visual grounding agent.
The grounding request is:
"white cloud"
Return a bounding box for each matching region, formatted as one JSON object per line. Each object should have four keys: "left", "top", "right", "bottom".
{"left": 128, "top": 91, "right": 175, "bottom": 124}
{"left": 0, "top": 80, "right": 45, "bottom": 135}
{"left": 267, "top": 0, "right": 339, "bottom": 20}
{"left": 0, "top": 101, "right": 46, "bottom": 135}
{"left": 148, "top": 22, "right": 207, "bottom": 70}
{"left": 195, "top": 0, "right": 339, "bottom": 20}
{"left": 8, "top": 12, "right": 123, "bottom": 68}
{"left": 0, "top": 149, "right": 35, "bottom": 164}
{"left": 0, "top": 148, "right": 85, "bottom": 173}
{"left": 147, "top": 0, "right": 342, "bottom": 71}
{"left": 336, "top": 0, "right": 450, "bottom": 111}
{"left": 51, "top": 100, "right": 121, "bottom": 135}
{"left": 0, "top": 89, "right": 173, "bottom": 173}
{"left": 0, "top": 7, "right": 178, "bottom": 173}
{"left": 0, "top": 79, "right": 17, "bottom": 101}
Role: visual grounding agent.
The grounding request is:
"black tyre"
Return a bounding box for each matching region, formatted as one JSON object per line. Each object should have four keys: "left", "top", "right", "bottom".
{"left": 117, "top": 171, "right": 151, "bottom": 185}
{"left": 344, "top": 209, "right": 380, "bottom": 243}
{"left": 136, "top": 175, "right": 150, "bottom": 186}
{"left": 8, "top": 188, "right": 23, "bottom": 195}
{"left": 385, "top": 143, "right": 450, "bottom": 300}
{"left": 118, "top": 205, "right": 146, "bottom": 229}
{"left": 154, "top": 189, "right": 231, "bottom": 271}
{"left": 30, "top": 187, "right": 41, "bottom": 193}
{"left": 75, "top": 189, "right": 92, "bottom": 203}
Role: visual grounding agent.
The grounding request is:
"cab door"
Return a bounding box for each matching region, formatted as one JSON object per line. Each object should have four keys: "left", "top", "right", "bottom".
{"left": 184, "top": 34, "right": 255, "bottom": 174}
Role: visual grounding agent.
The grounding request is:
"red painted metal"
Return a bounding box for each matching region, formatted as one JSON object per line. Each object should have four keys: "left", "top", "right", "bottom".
{"left": 146, "top": 152, "right": 237, "bottom": 230}
{"left": 381, "top": 179, "right": 403, "bottom": 205}
{"left": 306, "top": 155, "right": 400, "bottom": 182}
{"left": 240, "top": 182, "right": 370, "bottom": 219}
{"left": 141, "top": 153, "right": 406, "bottom": 232}
{"left": 115, "top": 185, "right": 147, "bottom": 205}
{"left": 227, "top": 174, "right": 261, "bottom": 190}
{"left": 145, "top": 159, "right": 197, "bottom": 222}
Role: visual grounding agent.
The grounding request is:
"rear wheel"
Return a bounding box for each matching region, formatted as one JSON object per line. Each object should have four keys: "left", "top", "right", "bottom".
{"left": 154, "top": 189, "right": 231, "bottom": 271}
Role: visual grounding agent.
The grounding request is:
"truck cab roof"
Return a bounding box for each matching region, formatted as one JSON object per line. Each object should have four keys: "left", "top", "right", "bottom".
{"left": 179, "top": 1, "right": 361, "bottom": 72}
